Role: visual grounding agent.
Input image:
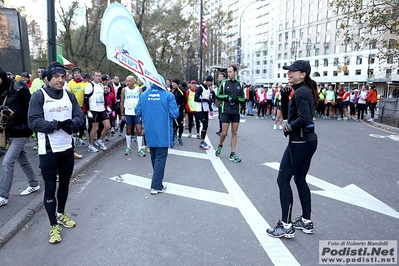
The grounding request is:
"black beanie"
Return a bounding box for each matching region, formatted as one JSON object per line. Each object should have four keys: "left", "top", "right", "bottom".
{"left": 47, "top": 61, "right": 66, "bottom": 81}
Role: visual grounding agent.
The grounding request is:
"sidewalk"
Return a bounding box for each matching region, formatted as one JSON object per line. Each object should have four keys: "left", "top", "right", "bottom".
{"left": 368, "top": 117, "right": 399, "bottom": 134}
{"left": 0, "top": 134, "right": 125, "bottom": 248}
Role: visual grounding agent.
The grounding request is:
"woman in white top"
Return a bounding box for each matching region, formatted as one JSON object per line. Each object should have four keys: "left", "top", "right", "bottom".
{"left": 356, "top": 85, "right": 368, "bottom": 121}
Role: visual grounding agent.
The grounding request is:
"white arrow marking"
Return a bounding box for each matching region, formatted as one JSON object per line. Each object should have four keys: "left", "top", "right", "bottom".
{"left": 168, "top": 149, "right": 209, "bottom": 160}
{"left": 264, "top": 162, "right": 399, "bottom": 219}
{"left": 110, "top": 174, "right": 237, "bottom": 208}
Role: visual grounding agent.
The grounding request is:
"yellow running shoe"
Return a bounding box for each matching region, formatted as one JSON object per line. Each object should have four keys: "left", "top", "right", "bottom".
{"left": 49, "top": 225, "right": 62, "bottom": 244}
{"left": 57, "top": 213, "right": 76, "bottom": 228}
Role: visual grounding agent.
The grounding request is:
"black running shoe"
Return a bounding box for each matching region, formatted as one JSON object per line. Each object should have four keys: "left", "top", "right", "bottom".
{"left": 292, "top": 216, "right": 314, "bottom": 234}
{"left": 266, "top": 221, "right": 295, "bottom": 238}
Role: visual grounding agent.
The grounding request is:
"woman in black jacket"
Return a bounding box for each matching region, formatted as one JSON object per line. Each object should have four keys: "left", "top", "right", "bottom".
{"left": 267, "top": 60, "right": 318, "bottom": 238}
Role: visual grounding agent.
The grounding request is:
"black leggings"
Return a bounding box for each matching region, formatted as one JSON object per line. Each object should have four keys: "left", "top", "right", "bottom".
{"left": 187, "top": 112, "right": 200, "bottom": 134}
{"left": 196, "top": 111, "right": 209, "bottom": 139}
{"left": 277, "top": 140, "right": 317, "bottom": 223}
{"left": 40, "top": 149, "right": 74, "bottom": 226}
{"left": 174, "top": 107, "right": 184, "bottom": 138}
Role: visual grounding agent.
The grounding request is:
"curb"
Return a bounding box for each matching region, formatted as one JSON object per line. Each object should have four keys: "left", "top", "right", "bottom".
{"left": 0, "top": 137, "right": 125, "bottom": 249}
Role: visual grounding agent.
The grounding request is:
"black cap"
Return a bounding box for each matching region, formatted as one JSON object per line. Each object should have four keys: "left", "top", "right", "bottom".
{"left": 83, "top": 73, "right": 90, "bottom": 79}
{"left": 21, "top": 72, "right": 29, "bottom": 78}
{"left": 72, "top": 67, "right": 82, "bottom": 73}
{"left": 41, "top": 70, "right": 47, "bottom": 80}
{"left": 172, "top": 78, "right": 180, "bottom": 85}
{"left": 46, "top": 61, "right": 66, "bottom": 81}
{"left": 283, "top": 60, "right": 311, "bottom": 76}
{"left": 102, "top": 74, "right": 110, "bottom": 81}
{"left": 205, "top": 75, "right": 213, "bottom": 82}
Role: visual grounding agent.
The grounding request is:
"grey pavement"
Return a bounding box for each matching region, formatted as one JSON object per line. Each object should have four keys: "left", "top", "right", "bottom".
{"left": 0, "top": 113, "right": 397, "bottom": 250}
{"left": 0, "top": 132, "right": 125, "bottom": 248}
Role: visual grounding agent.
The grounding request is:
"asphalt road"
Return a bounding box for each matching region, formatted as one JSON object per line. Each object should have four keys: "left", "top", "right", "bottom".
{"left": 0, "top": 115, "right": 398, "bottom": 266}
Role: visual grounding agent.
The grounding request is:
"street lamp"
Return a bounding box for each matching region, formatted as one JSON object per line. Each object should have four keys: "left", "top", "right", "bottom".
{"left": 237, "top": 0, "right": 266, "bottom": 68}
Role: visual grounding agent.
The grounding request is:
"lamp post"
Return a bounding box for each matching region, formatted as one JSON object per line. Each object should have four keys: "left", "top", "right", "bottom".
{"left": 237, "top": 0, "right": 265, "bottom": 78}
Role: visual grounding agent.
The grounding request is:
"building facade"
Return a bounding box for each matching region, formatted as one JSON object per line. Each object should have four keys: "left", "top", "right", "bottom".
{"left": 213, "top": 0, "right": 399, "bottom": 97}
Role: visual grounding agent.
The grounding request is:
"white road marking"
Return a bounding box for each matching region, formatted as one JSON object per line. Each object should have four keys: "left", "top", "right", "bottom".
{"left": 110, "top": 174, "right": 236, "bottom": 207}
{"left": 264, "top": 162, "right": 399, "bottom": 219}
{"left": 204, "top": 139, "right": 300, "bottom": 265}
{"left": 110, "top": 137, "right": 300, "bottom": 265}
{"left": 168, "top": 149, "right": 209, "bottom": 160}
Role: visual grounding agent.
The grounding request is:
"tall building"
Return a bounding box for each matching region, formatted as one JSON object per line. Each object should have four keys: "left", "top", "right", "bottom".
{"left": 213, "top": 0, "right": 399, "bottom": 96}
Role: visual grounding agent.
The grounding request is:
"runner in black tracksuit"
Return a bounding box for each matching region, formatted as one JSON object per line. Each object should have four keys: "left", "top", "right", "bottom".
{"left": 267, "top": 60, "right": 318, "bottom": 238}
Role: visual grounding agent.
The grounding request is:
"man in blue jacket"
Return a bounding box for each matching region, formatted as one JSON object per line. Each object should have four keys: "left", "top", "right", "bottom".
{"left": 135, "top": 76, "right": 179, "bottom": 195}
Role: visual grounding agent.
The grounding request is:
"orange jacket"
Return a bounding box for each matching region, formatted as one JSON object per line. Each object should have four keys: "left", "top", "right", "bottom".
{"left": 365, "top": 89, "right": 377, "bottom": 103}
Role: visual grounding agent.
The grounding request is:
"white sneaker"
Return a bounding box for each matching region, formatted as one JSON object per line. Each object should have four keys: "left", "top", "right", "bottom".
{"left": 97, "top": 141, "right": 107, "bottom": 151}
{"left": 0, "top": 197, "right": 8, "bottom": 207}
{"left": 279, "top": 125, "right": 284, "bottom": 130}
{"left": 20, "top": 185, "right": 40, "bottom": 196}
{"left": 87, "top": 144, "right": 98, "bottom": 153}
{"left": 273, "top": 125, "right": 277, "bottom": 130}
{"left": 75, "top": 138, "right": 85, "bottom": 146}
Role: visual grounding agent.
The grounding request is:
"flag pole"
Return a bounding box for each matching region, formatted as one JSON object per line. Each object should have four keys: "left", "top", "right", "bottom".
{"left": 199, "top": 0, "right": 203, "bottom": 82}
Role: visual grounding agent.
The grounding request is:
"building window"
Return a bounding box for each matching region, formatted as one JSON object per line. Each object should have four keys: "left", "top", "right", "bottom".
{"left": 356, "top": 56, "right": 362, "bottom": 65}
{"left": 291, "top": 52, "right": 295, "bottom": 59}
{"left": 278, "top": 54, "right": 282, "bottom": 60}
{"left": 315, "top": 48, "right": 320, "bottom": 56}
{"left": 256, "top": 70, "right": 260, "bottom": 74}
{"left": 263, "top": 69, "right": 267, "bottom": 74}
{"left": 300, "top": 28, "right": 304, "bottom": 37}
{"left": 333, "top": 70, "right": 337, "bottom": 76}
{"left": 263, "top": 60, "right": 267, "bottom": 65}
{"left": 387, "top": 55, "right": 394, "bottom": 64}
{"left": 317, "top": 12, "right": 322, "bottom": 21}
{"left": 308, "top": 26, "right": 312, "bottom": 35}
{"left": 279, "top": 24, "right": 283, "bottom": 30}
{"left": 278, "top": 63, "right": 281, "bottom": 69}
{"left": 369, "top": 54, "right": 375, "bottom": 64}
{"left": 317, "top": 24, "right": 322, "bottom": 33}
{"left": 306, "top": 49, "right": 310, "bottom": 57}
{"left": 335, "top": 45, "right": 340, "bottom": 54}
{"left": 323, "top": 71, "right": 328, "bottom": 76}
{"left": 278, "top": 44, "right": 282, "bottom": 50}
{"left": 355, "top": 69, "right": 361, "bottom": 75}
{"left": 325, "top": 47, "right": 330, "bottom": 55}
{"left": 370, "top": 40, "right": 377, "bottom": 49}
{"left": 284, "top": 73, "right": 287, "bottom": 78}
{"left": 298, "top": 51, "right": 303, "bottom": 58}
{"left": 284, "top": 53, "right": 288, "bottom": 59}
{"left": 277, "top": 73, "right": 281, "bottom": 78}
{"left": 326, "top": 22, "right": 331, "bottom": 31}
{"left": 285, "top": 43, "right": 288, "bottom": 49}
{"left": 315, "top": 60, "right": 319, "bottom": 67}
{"left": 334, "top": 58, "right": 339, "bottom": 66}
{"left": 256, "top": 52, "right": 260, "bottom": 57}
{"left": 263, "top": 50, "right": 268, "bottom": 56}
{"left": 389, "top": 39, "right": 395, "bottom": 49}
{"left": 285, "top": 22, "right": 289, "bottom": 29}
{"left": 344, "top": 70, "right": 349, "bottom": 76}
{"left": 292, "top": 30, "right": 296, "bottom": 38}
{"left": 256, "top": 61, "right": 260, "bottom": 65}
{"left": 386, "top": 69, "right": 392, "bottom": 78}
{"left": 279, "top": 34, "right": 282, "bottom": 41}
{"left": 316, "top": 36, "right": 321, "bottom": 44}
{"left": 324, "top": 59, "right": 328, "bottom": 66}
